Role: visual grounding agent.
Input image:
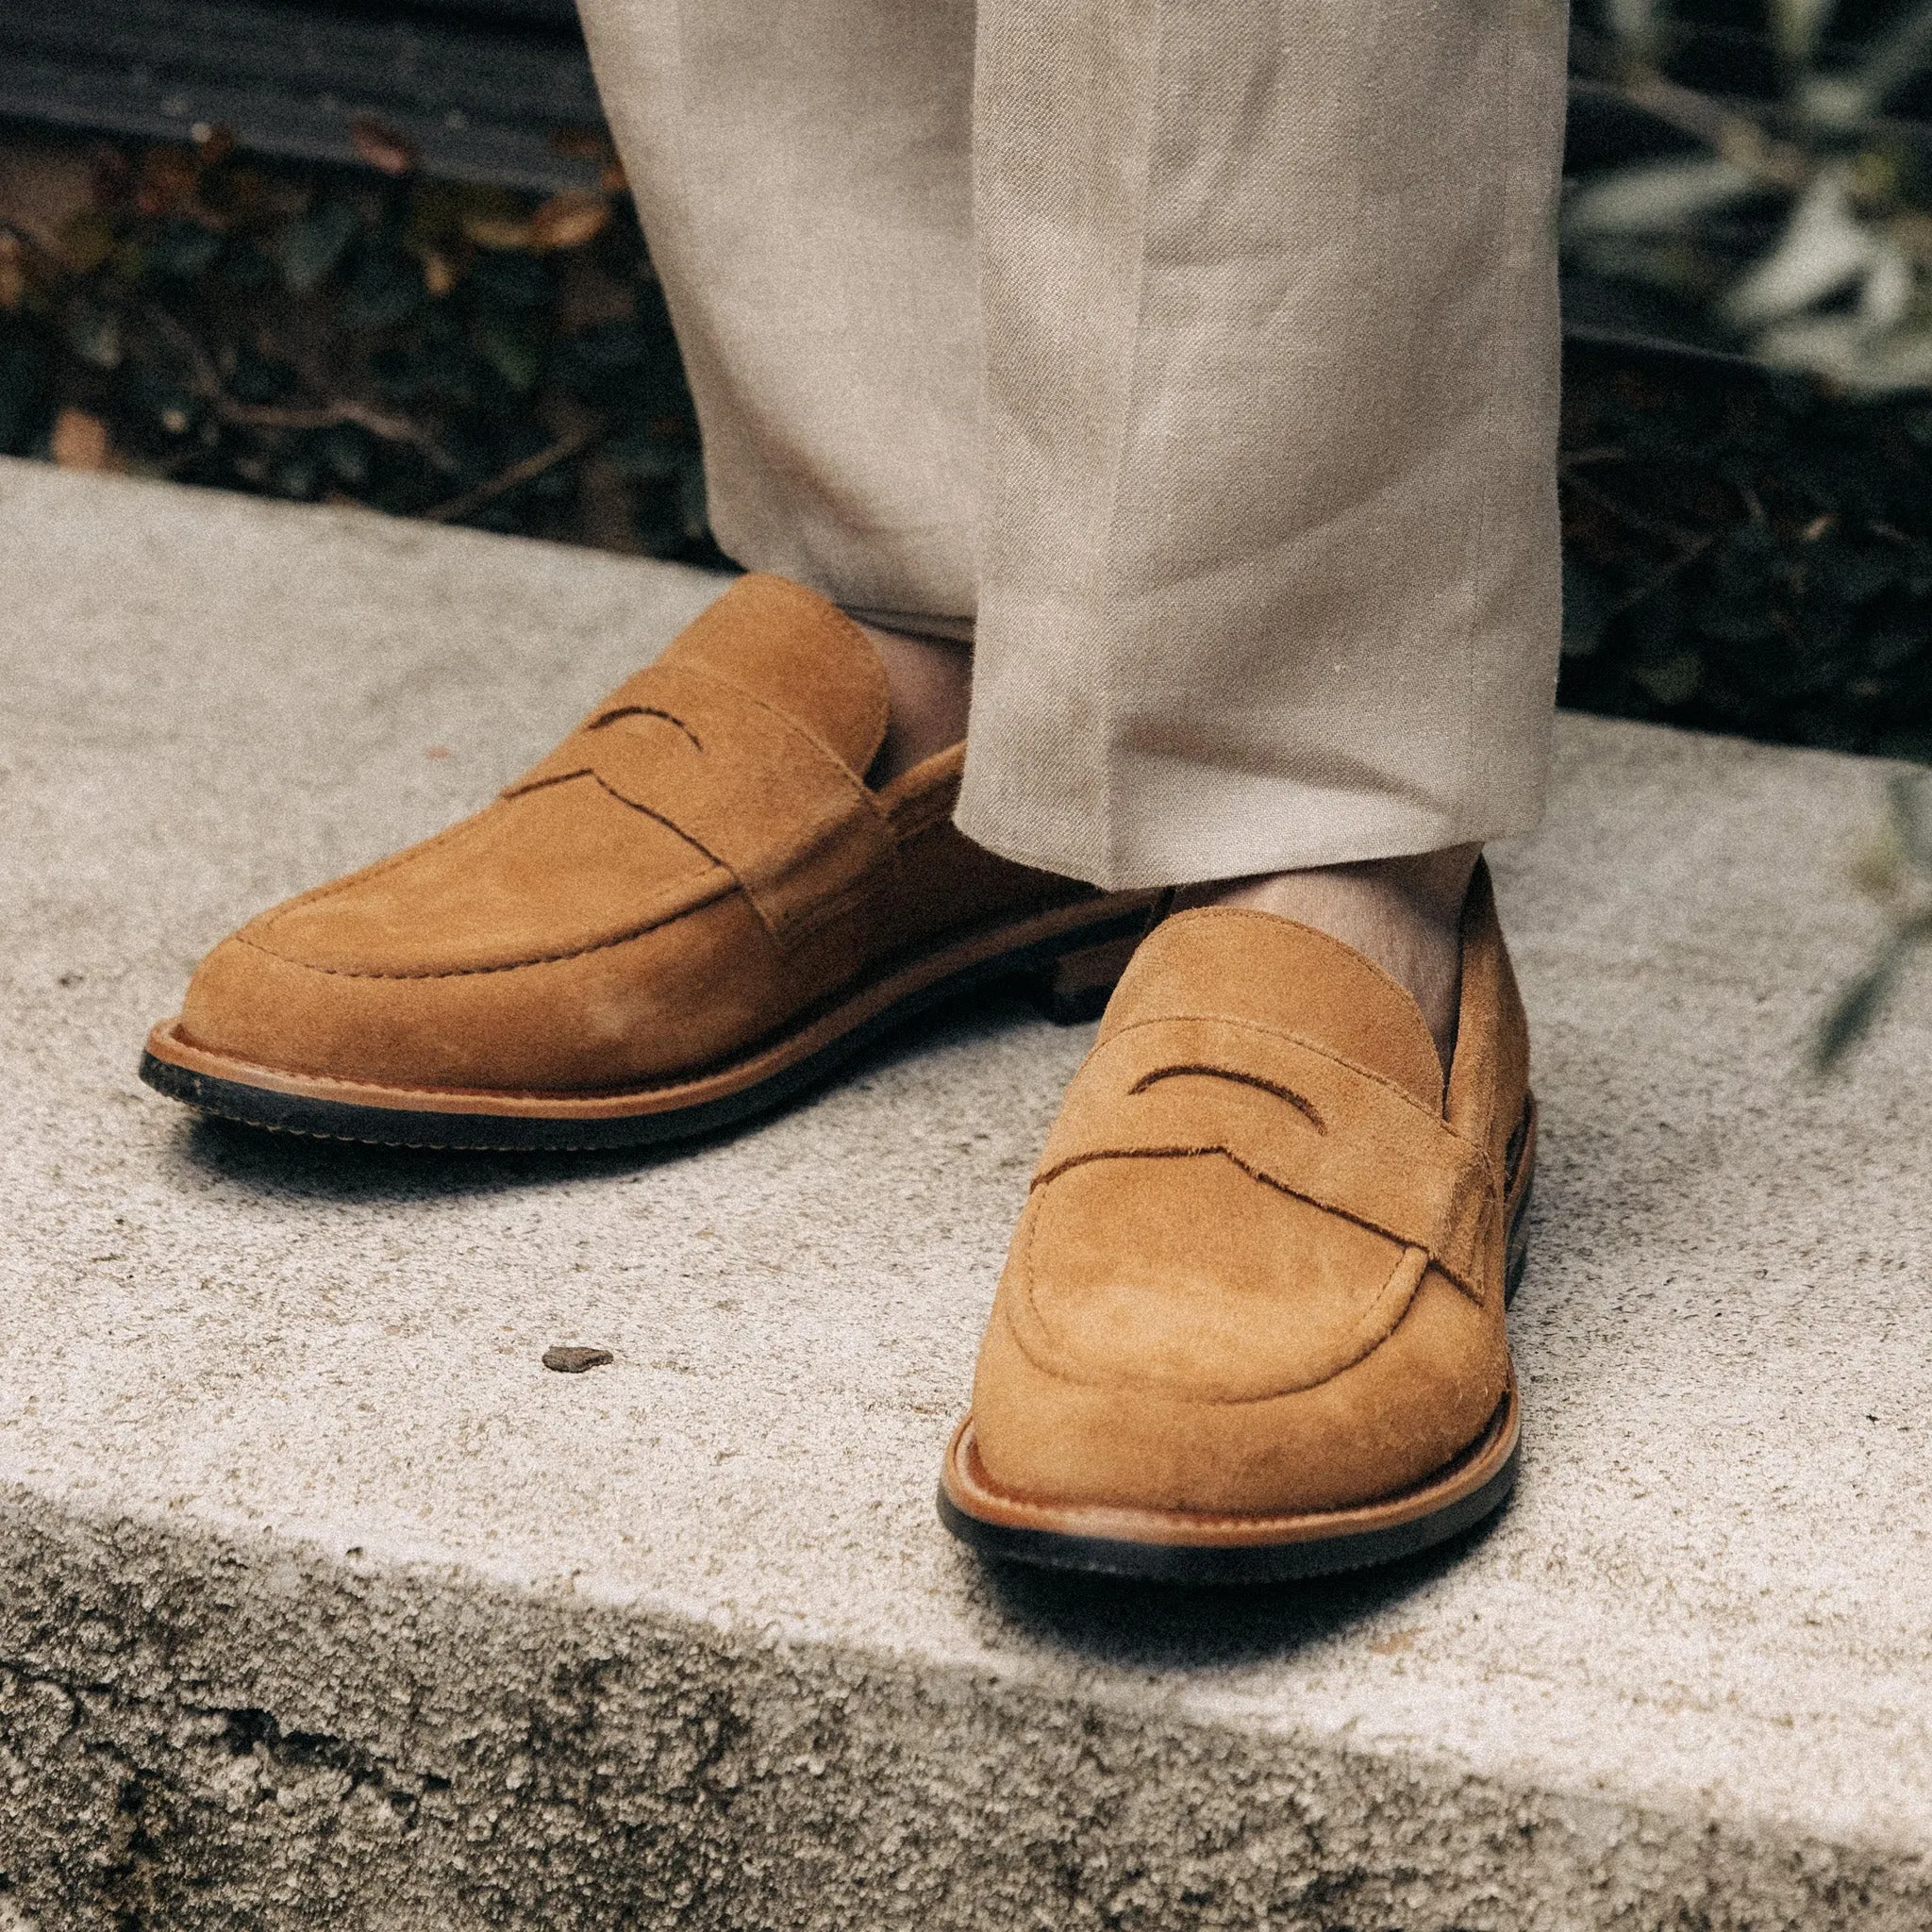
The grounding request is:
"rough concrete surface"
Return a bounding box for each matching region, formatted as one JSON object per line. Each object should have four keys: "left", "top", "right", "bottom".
{"left": 2, "top": 458, "right": 1931, "bottom": 1930}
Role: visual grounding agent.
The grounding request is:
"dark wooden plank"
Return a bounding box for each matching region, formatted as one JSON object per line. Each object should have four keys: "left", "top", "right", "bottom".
{"left": 0, "top": 0, "right": 605, "bottom": 192}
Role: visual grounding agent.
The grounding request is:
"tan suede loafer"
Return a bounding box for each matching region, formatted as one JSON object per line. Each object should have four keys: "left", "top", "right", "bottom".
{"left": 141, "top": 575, "right": 1153, "bottom": 1149}
{"left": 940, "top": 863, "right": 1535, "bottom": 1582}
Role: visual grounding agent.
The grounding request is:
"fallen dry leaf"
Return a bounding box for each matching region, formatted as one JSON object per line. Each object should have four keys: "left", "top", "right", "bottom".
{"left": 462, "top": 212, "right": 533, "bottom": 252}
{"left": 136, "top": 145, "right": 201, "bottom": 218}
{"left": 58, "top": 208, "right": 116, "bottom": 276}
{"left": 530, "top": 190, "right": 609, "bottom": 253}
{"left": 547, "top": 125, "right": 616, "bottom": 163}
{"left": 50, "top": 408, "right": 115, "bottom": 472}
{"left": 350, "top": 116, "right": 418, "bottom": 177}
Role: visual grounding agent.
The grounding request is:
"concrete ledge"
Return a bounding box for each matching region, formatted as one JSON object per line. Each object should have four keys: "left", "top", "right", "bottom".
{"left": 4, "top": 458, "right": 1932, "bottom": 1928}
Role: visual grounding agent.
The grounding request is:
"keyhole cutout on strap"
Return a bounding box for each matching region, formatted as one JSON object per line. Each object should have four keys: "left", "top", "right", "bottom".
{"left": 1128, "top": 1064, "right": 1325, "bottom": 1134}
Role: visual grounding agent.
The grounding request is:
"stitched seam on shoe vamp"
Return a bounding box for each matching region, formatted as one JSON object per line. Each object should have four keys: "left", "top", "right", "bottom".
{"left": 310, "top": 656, "right": 888, "bottom": 944}
{"left": 1027, "top": 1143, "right": 1487, "bottom": 1306}
{"left": 1039, "top": 1008, "right": 1501, "bottom": 1304}
{"left": 740, "top": 577, "right": 891, "bottom": 758}
{"left": 1150, "top": 907, "right": 1447, "bottom": 1080}
{"left": 230, "top": 873, "right": 739, "bottom": 980}
{"left": 579, "top": 773, "right": 886, "bottom": 945}
{"left": 582, "top": 676, "right": 897, "bottom": 938}
{"left": 666, "top": 661, "right": 888, "bottom": 827}
{"left": 251, "top": 651, "right": 880, "bottom": 940}
{"left": 999, "top": 1257, "right": 1451, "bottom": 1410}
{"left": 1007, "top": 1181, "right": 1443, "bottom": 1405}
{"left": 1098, "top": 1010, "right": 1464, "bottom": 1134}
{"left": 205, "top": 892, "right": 1124, "bottom": 1094}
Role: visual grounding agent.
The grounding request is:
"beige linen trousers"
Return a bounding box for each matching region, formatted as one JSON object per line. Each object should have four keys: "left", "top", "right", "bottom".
{"left": 576, "top": 0, "right": 1570, "bottom": 891}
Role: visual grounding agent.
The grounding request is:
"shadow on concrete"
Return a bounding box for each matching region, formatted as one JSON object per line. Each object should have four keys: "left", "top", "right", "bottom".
{"left": 963, "top": 1506, "right": 1510, "bottom": 1671}
{"left": 165, "top": 1112, "right": 695, "bottom": 1206}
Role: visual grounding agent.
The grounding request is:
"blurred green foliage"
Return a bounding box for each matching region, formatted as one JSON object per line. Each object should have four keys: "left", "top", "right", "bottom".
{"left": 1816, "top": 769, "right": 1932, "bottom": 1064}
{"left": 1570, "top": 0, "right": 1932, "bottom": 391}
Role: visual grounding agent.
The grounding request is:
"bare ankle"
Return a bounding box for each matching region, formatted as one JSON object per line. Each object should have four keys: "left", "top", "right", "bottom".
{"left": 852, "top": 617, "right": 973, "bottom": 786}
{"left": 1184, "top": 846, "right": 1480, "bottom": 1074}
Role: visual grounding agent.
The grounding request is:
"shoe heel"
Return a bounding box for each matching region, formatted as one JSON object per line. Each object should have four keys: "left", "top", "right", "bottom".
{"left": 1024, "top": 932, "right": 1141, "bottom": 1024}
{"left": 1505, "top": 1180, "right": 1533, "bottom": 1307}
{"left": 1503, "top": 1093, "right": 1537, "bottom": 1307}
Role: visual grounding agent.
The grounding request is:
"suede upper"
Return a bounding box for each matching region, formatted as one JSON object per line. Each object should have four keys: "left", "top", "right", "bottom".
{"left": 175, "top": 575, "right": 1086, "bottom": 1093}
{"left": 966, "top": 867, "right": 1530, "bottom": 1519}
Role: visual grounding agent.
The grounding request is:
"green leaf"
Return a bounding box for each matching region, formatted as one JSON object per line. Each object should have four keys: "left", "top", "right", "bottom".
{"left": 1564, "top": 158, "right": 1761, "bottom": 242}
{"left": 271, "top": 451, "right": 320, "bottom": 498}
{"left": 1816, "top": 902, "right": 1932, "bottom": 1073}
{"left": 1847, "top": 0, "right": 1932, "bottom": 118}
{"left": 1632, "top": 652, "right": 1705, "bottom": 707}
{"left": 228, "top": 344, "right": 295, "bottom": 407}
{"left": 1864, "top": 630, "right": 1920, "bottom": 675}
{"left": 218, "top": 236, "right": 276, "bottom": 293}
{"left": 341, "top": 243, "right": 424, "bottom": 329}
{"left": 143, "top": 219, "right": 223, "bottom": 283}
{"left": 321, "top": 423, "right": 372, "bottom": 487}
{"left": 1562, "top": 558, "right": 1615, "bottom": 658}
{"left": 466, "top": 250, "right": 551, "bottom": 309}
{"left": 1696, "top": 593, "right": 1779, "bottom": 644}
{"left": 1820, "top": 547, "right": 1899, "bottom": 607}
{"left": 280, "top": 200, "right": 360, "bottom": 293}
{"left": 1772, "top": 0, "right": 1835, "bottom": 68}
{"left": 1888, "top": 771, "right": 1932, "bottom": 872}
{"left": 63, "top": 299, "right": 124, "bottom": 371}
{"left": 605, "top": 425, "right": 685, "bottom": 480}
{"left": 472, "top": 313, "right": 541, "bottom": 391}
{"left": 0, "top": 329, "right": 53, "bottom": 456}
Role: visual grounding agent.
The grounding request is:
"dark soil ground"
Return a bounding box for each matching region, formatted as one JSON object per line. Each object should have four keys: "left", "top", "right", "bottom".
{"left": 7, "top": 126, "right": 1932, "bottom": 764}
{"left": 0, "top": 127, "right": 722, "bottom": 568}
{"left": 1559, "top": 343, "right": 1932, "bottom": 763}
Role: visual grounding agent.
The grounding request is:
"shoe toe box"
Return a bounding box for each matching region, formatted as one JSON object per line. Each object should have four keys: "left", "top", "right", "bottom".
{"left": 172, "top": 782, "right": 766, "bottom": 1091}
{"left": 970, "top": 1153, "right": 1508, "bottom": 1518}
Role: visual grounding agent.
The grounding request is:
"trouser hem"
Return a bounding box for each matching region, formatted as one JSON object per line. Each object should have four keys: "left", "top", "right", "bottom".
{"left": 952, "top": 792, "right": 1547, "bottom": 894}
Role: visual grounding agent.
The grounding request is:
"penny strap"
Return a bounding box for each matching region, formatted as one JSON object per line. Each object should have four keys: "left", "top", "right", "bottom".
{"left": 505, "top": 660, "right": 895, "bottom": 948}
{"left": 1037, "top": 1015, "right": 1500, "bottom": 1302}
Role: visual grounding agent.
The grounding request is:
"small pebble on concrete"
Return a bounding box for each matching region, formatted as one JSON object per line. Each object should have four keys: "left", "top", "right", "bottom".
{"left": 541, "top": 1346, "right": 613, "bottom": 1374}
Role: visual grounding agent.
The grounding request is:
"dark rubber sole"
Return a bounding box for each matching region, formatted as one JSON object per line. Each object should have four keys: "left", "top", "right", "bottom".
{"left": 938, "top": 1427, "right": 1521, "bottom": 1585}
{"left": 138, "top": 907, "right": 1150, "bottom": 1154}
